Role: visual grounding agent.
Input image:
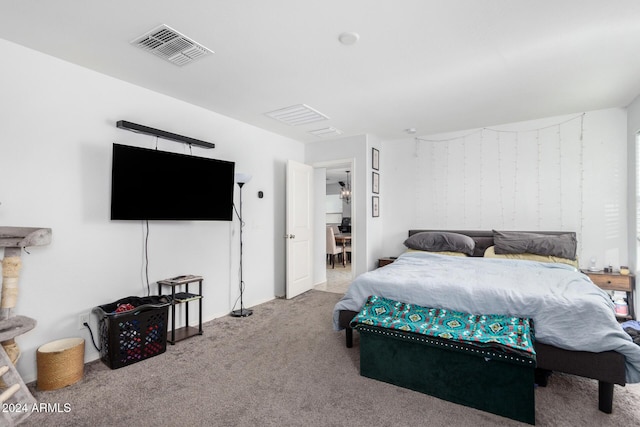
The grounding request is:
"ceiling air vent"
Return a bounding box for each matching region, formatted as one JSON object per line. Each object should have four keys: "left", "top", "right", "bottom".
{"left": 308, "top": 127, "right": 343, "bottom": 138}
{"left": 131, "top": 24, "right": 213, "bottom": 66}
{"left": 265, "top": 104, "right": 329, "bottom": 126}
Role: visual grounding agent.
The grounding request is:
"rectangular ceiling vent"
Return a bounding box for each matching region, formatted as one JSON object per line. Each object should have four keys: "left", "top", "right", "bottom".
{"left": 308, "top": 127, "right": 343, "bottom": 138}
{"left": 131, "top": 24, "right": 213, "bottom": 66}
{"left": 265, "top": 104, "right": 329, "bottom": 126}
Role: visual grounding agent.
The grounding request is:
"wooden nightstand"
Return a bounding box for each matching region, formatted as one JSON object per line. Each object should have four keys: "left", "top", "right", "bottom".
{"left": 583, "top": 270, "right": 635, "bottom": 320}
{"left": 378, "top": 257, "right": 396, "bottom": 268}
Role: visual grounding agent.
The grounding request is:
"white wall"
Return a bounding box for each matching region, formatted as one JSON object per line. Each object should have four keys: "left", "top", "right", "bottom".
{"left": 366, "top": 135, "right": 384, "bottom": 269}
{"left": 313, "top": 168, "right": 326, "bottom": 286}
{"left": 326, "top": 182, "right": 351, "bottom": 219}
{"left": 626, "top": 97, "right": 640, "bottom": 319}
{"left": 381, "top": 109, "right": 629, "bottom": 269}
{"left": 627, "top": 95, "right": 640, "bottom": 274}
{"left": 378, "top": 136, "right": 418, "bottom": 254}
{"left": 0, "top": 39, "right": 304, "bottom": 382}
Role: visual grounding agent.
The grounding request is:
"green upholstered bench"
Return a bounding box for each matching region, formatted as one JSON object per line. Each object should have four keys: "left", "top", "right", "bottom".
{"left": 355, "top": 324, "right": 536, "bottom": 425}
{"left": 349, "top": 296, "right": 537, "bottom": 424}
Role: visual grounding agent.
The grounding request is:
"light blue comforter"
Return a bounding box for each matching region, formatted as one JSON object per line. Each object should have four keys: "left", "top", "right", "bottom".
{"left": 333, "top": 251, "right": 640, "bottom": 383}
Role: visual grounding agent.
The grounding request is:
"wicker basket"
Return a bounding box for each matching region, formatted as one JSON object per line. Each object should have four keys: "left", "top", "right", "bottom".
{"left": 36, "top": 337, "right": 85, "bottom": 391}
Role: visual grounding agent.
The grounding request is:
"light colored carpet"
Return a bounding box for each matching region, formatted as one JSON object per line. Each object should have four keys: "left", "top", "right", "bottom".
{"left": 23, "top": 290, "right": 640, "bottom": 426}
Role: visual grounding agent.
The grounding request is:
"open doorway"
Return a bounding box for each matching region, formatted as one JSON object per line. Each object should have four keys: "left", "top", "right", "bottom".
{"left": 314, "top": 161, "right": 354, "bottom": 294}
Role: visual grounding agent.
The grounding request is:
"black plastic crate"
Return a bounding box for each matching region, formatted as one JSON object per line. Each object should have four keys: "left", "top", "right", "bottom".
{"left": 93, "top": 296, "right": 170, "bottom": 369}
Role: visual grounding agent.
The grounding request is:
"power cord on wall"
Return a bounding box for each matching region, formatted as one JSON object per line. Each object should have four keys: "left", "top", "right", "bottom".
{"left": 143, "top": 219, "right": 151, "bottom": 296}
{"left": 83, "top": 219, "right": 151, "bottom": 354}
{"left": 83, "top": 322, "right": 101, "bottom": 352}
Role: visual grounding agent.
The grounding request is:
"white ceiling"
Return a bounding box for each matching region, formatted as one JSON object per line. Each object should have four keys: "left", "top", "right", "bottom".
{"left": 2, "top": 1, "right": 640, "bottom": 143}
{"left": 326, "top": 166, "right": 352, "bottom": 186}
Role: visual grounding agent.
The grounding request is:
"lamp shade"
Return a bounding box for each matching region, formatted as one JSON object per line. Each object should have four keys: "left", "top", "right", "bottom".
{"left": 234, "top": 172, "right": 252, "bottom": 185}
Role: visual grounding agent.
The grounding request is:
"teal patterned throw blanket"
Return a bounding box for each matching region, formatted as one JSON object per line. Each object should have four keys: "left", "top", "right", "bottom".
{"left": 350, "top": 295, "right": 535, "bottom": 358}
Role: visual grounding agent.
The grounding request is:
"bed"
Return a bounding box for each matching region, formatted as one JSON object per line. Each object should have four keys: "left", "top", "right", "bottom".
{"left": 333, "top": 230, "right": 640, "bottom": 414}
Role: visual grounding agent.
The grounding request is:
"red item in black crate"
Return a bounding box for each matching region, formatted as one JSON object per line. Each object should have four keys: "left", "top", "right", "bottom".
{"left": 115, "top": 303, "right": 135, "bottom": 313}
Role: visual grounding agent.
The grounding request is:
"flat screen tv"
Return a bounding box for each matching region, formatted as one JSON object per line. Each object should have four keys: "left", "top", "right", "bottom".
{"left": 110, "top": 144, "right": 235, "bottom": 221}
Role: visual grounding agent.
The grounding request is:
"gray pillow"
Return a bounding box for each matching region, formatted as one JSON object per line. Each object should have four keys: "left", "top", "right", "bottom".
{"left": 404, "top": 232, "right": 475, "bottom": 255}
{"left": 492, "top": 230, "right": 577, "bottom": 260}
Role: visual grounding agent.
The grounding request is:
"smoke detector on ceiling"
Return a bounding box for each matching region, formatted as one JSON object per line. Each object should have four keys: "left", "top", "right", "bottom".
{"left": 131, "top": 24, "right": 213, "bottom": 66}
{"left": 338, "top": 32, "right": 360, "bottom": 46}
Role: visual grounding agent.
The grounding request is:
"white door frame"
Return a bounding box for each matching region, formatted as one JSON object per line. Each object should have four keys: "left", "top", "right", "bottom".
{"left": 313, "top": 158, "right": 356, "bottom": 282}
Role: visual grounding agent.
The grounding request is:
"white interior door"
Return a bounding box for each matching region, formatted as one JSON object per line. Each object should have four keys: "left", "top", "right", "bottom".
{"left": 285, "top": 160, "right": 314, "bottom": 298}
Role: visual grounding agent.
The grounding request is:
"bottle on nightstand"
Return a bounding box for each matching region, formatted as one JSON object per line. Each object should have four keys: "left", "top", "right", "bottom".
{"left": 582, "top": 270, "right": 635, "bottom": 320}
{"left": 614, "top": 298, "right": 629, "bottom": 317}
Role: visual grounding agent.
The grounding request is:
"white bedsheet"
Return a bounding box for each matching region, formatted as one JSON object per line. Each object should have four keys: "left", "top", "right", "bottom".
{"left": 332, "top": 251, "right": 640, "bottom": 383}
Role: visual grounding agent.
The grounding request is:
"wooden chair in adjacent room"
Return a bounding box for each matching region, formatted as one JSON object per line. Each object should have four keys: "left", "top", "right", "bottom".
{"left": 344, "top": 242, "right": 352, "bottom": 264}
{"left": 326, "top": 226, "right": 343, "bottom": 268}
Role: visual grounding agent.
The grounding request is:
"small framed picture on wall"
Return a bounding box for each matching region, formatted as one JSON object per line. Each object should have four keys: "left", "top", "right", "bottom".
{"left": 372, "top": 172, "right": 379, "bottom": 194}
{"left": 372, "top": 148, "right": 379, "bottom": 170}
{"left": 372, "top": 196, "right": 379, "bottom": 217}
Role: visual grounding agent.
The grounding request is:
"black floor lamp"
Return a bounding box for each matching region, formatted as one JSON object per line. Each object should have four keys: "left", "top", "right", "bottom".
{"left": 231, "top": 172, "right": 253, "bottom": 317}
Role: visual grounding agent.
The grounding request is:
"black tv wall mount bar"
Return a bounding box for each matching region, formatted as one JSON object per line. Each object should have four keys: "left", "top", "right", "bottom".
{"left": 116, "top": 120, "right": 215, "bottom": 149}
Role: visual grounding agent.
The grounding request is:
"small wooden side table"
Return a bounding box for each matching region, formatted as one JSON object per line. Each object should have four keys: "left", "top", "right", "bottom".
{"left": 157, "top": 275, "right": 203, "bottom": 344}
{"left": 583, "top": 270, "right": 635, "bottom": 320}
{"left": 378, "top": 257, "right": 396, "bottom": 268}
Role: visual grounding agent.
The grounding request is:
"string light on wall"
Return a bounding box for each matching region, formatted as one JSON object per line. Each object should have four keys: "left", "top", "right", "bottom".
{"left": 463, "top": 136, "right": 468, "bottom": 226}
{"left": 445, "top": 142, "right": 450, "bottom": 228}
{"left": 578, "top": 113, "right": 586, "bottom": 259}
{"left": 428, "top": 141, "right": 438, "bottom": 225}
{"left": 497, "top": 132, "right": 505, "bottom": 226}
{"left": 415, "top": 112, "right": 586, "bottom": 234}
{"left": 536, "top": 129, "right": 542, "bottom": 229}
{"left": 479, "top": 128, "right": 485, "bottom": 228}
{"left": 557, "top": 125, "right": 563, "bottom": 229}
{"left": 512, "top": 132, "right": 519, "bottom": 228}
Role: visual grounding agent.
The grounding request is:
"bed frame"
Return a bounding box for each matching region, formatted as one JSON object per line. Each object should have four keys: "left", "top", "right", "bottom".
{"left": 338, "top": 229, "right": 627, "bottom": 414}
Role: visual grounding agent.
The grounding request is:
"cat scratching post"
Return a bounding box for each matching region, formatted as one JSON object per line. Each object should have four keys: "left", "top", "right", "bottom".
{"left": 1, "top": 250, "right": 23, "bottom": 365}
{"left": 0, "top": 227, "right": 51, "bottom": 425}
{"left": 0, "top": 227, "right": 51, "bottom": 364}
